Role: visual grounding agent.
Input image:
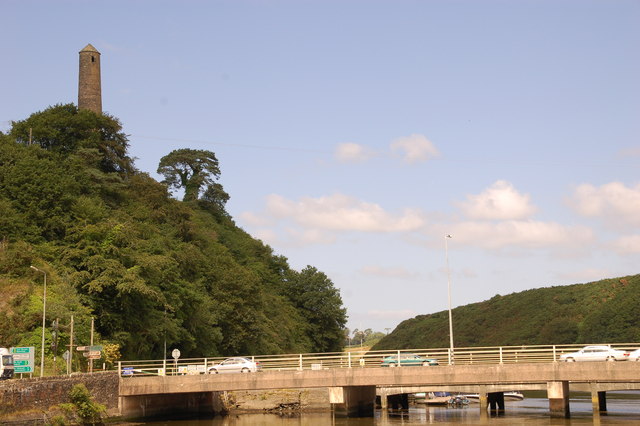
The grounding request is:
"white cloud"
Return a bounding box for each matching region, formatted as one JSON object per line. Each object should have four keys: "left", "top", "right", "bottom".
{"left": 458, "top": 180, "right": 536, "bottom": 220}
{"left": 239, "top": 211, "right": 273, "bottom": 227}
{"left": 390, "top": 134, "right": 440, "bottom": 164}
{"left": 284, "top": 228, "right": 337, "bottom": 246}
{"left": 446, "top": 220, "right": 594, "bottom": 250}
{"left": 570, "top": 182, "right": 640, "bottom": 228}
{"left": 611, "top": 234, "right": 640, "bottom": 254}
{"left": 264, "top": 193, "right": 425, "bottom": 232}
{"left": 617, "top": 146, "right": 640, "bottom": 158}
{"left": 334, "top": 142, "right": 376, "bottom": 163}
{"left": 360, "top": 265, "right": 418, "bottom": 279}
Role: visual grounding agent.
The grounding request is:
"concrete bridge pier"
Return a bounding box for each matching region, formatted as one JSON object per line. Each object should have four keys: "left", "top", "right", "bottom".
{"left": 387, "top": 393, "right": 409, "bottom": 410}
{"left": 547, "top": 381, "right": 570, "bottom": 418}
{"left": 590, "top": 383, "right": 607, "bottom": 415}
{"left": 487, "top": 392, "right": 505, "bottom": 412}
{"left": 119, "top": 391, "right": 226, "bottom": 419}
{"left": 329, "top": 386, "right": 376, "bottom": 417}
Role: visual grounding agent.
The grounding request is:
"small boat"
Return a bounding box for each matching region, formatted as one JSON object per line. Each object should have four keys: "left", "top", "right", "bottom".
{"left": 415, "top": 391, "right": 452, "bottom": 405}
{"left": 447, "top": 395, "right": 470, "bottom": 406}
{"left": 463, "top": 391, "right": 524, "bottom": 402}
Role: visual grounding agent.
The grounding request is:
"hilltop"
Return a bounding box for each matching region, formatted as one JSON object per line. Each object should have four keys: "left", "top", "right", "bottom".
{"left": 372, "top": 274, "right": 640, "bottom": 350}
{"left": 0, "top": 104, "right": 347, "bottom": 364}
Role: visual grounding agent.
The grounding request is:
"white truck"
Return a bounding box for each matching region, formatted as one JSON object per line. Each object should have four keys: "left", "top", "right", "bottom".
{"left": 0, "top": 348, "right": 15, "bottom": 379}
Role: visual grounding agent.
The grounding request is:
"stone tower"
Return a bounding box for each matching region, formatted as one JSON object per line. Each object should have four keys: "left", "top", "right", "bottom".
{"left": 78, "top": 44, "right": 102, "bottom": 114}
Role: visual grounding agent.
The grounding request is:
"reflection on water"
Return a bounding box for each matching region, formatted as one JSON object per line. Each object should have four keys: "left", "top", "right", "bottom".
{"left": 130, "top": 392, "right": 640, "bottom": 425}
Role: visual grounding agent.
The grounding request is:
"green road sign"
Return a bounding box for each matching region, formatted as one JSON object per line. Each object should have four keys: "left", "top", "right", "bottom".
{"left": 15, "top": 366, "right": 33, "bottom": 373}
{"left": 10, "top": 346, "right": 35, "bottom": 373}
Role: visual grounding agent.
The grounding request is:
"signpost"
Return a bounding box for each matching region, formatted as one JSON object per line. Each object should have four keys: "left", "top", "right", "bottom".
{"left": 77, "top": 345, "right": 103, "bottom": 363}
{"left": 10, "top": 347, "right": 35, "bottom": 374}
{"left": 172, "top": 348, "right": 180, "bottom": 376}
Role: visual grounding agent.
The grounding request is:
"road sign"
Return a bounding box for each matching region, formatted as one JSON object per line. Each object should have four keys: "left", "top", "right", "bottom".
{"left": 83, "top": 351, "right": 101, "bottom": 358}
{"left": 77, "top": 345, "right": 102, "bottom": 352}
{"left": 10, "top": 346, "right": 35, "bottom": 373}
{"left": 172, "top": 348, "right": 180, "bottom": 360}
{"left": 63, "top": 350, "right": 70, "bottom": 362}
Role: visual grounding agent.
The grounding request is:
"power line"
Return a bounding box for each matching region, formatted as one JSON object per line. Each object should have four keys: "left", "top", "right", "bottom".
{"left": 131, "top": 135, "right": 328, "bottom": 154}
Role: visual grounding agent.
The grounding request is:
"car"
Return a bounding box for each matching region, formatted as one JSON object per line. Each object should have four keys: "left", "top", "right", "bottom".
{"left": 559, "top": 345, "right": 630, "bottom": 362}
{"left": 208, "top": 357, "right": 261, "bottom": 374}
{"left": 381, "top": 353, "right": 439, "bottom": 367}
{"left": 628, "top": 349, "right": 640, "bottom": 361}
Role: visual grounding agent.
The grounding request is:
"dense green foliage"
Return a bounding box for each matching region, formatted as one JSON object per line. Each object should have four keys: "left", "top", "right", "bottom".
{"left": 373, "top": 275, "right": 640, "bottom": 350}
{"left": 56, "top": 383, "right": 106, "bottom": 425}
{"left": 0, "top": 104, "right": 347, "bottom": 363}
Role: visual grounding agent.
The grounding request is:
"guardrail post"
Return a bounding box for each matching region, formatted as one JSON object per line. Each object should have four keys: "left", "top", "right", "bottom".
{"left": 448, "top": 348, "right": 452, "bottom": 365}
{"left": 397, "top": 350, "right": 401, "bottom": 367}
{"left": 348, "top": 352, "right": 351, "bottom": 368}
{"left": 499, "top": 347, "right": 503, "bottom": 364}
{"left": 163, "top": 358, "right": 166, "bottom": 376}
{"left": 118, "top": 361, "right": 121, "bottom": 377}
{"left": 552, "top": 346, "right": 556, "bottom": 362}
{"left": 299, "top": 354, "right": 303, "bottom": 371}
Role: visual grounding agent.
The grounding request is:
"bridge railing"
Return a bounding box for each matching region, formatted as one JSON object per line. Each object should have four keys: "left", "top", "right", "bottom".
{"left": 117, "top": 343, "right": 640, "bottom": 377}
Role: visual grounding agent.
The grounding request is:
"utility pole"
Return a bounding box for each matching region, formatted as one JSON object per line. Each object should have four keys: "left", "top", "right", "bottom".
{"left": 52, "top": 318, "right": 59, "bottom": 375}
{"left": 68, "top": 315, "right": 74, "bottom": 376}
{"left": 89, "top": 317, "right": 94, "bottom": 373}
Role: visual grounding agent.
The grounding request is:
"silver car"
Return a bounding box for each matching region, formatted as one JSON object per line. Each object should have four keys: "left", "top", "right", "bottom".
{"left": 559, "top": 345, "right": 630, "bottom": 362}
{"left": 208, "top": 357, "right": 261, "bottom": 374}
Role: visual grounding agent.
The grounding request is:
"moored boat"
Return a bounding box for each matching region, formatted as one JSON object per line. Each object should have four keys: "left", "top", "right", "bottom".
{"left": 463, "top": 391, "right": 524, "bottom": 402}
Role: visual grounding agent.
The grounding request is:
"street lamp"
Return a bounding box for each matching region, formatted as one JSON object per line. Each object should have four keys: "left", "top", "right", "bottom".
{"left": 444, "top": 235, "right": 454, "bottom": 364}
{"left": 30, "top": 265, "right": 47, "bottom": 377}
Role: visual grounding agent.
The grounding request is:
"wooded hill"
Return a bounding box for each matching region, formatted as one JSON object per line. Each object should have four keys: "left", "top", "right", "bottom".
{"left": 0, "top": 104, "right": 347, "bottom": 363}
{"left": 372, "top": 274, "right": 640, "bottom": 350}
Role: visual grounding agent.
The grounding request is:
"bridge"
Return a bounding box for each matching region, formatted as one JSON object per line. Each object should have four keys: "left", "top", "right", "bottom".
{"left": 117, "top": 343, "right": 640, "bottom": 419}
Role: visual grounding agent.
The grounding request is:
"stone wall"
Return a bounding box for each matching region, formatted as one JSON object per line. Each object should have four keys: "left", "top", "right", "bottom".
{"left": 0, "top": 374, "right": 331, "bottom": 422}
{"left": 0, "top": 371, "right": 119, "bottom": 421}
{"left": 226, "top": 388, "right": 330, "bottom": 412}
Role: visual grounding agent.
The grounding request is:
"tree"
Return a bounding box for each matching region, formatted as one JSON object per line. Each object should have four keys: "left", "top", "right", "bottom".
{"left": 157, "top": 149, "right": 221, "bottom": 202}
{"left": 10, "top": 103, "right": 132, "bottom": 173}
{"left": 199, "top": 182, "right": 230, "bottom": 217}
{"left": 285, "top": 266, "right": 347, "bottom": 352}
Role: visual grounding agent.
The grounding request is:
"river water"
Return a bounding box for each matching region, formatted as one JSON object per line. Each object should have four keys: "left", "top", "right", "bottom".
{"left": 127, "top": 391, "right": 640, "bottom": 425}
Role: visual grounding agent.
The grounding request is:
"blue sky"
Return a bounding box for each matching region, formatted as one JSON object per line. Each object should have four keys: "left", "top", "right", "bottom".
{"left": 3, "top": 0, "right": 639, "bottom": 335}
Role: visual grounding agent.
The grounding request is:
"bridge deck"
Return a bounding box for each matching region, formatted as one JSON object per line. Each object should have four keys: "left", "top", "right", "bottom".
{"left": 120, "top": 362, "right": 640, "bottom": 396}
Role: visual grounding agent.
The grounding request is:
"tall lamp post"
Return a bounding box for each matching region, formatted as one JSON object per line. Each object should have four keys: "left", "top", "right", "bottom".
{"left": 444, "top": 235, "right": 454, "bottom": 364}
{"left": 30, "top": 265, "right": 47, "bottom": 377}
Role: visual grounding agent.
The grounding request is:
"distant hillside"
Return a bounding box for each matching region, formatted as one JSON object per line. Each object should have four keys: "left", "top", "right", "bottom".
{"left": 372, "top": 275, "right": 640, "bottom": 350}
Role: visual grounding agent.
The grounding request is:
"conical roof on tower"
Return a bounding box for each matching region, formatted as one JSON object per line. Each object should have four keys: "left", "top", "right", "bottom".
{"left": 80, "top": 44, "right": 100, "bottom": 53}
